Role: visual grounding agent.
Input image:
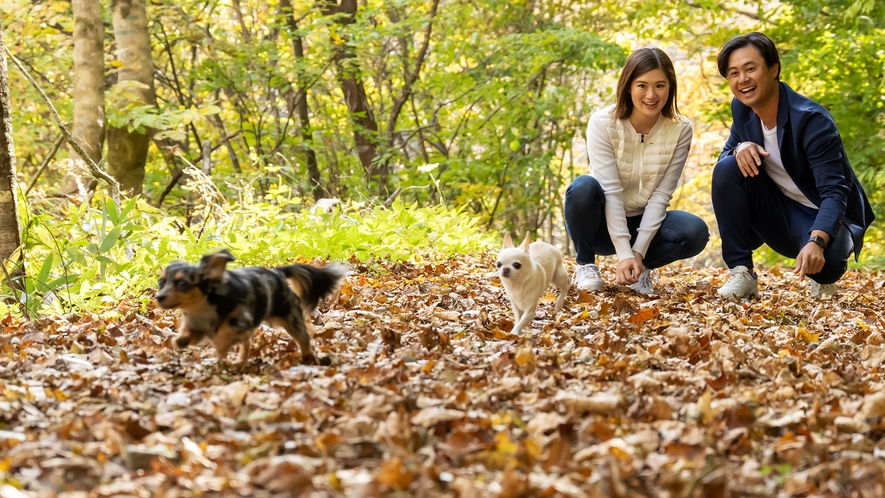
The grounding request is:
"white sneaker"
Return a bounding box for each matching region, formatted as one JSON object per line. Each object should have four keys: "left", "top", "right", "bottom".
{"left": 575, "top": 264, "right": 604, "bottom": 291}
{"left": 630, "top": 269, "right": 656, "bottom": 295}
{"left": 717, "top": 266, "right": 759, "bottom": 299}
{"left": 810, "top": 281, "right": 837, "bottom": 298}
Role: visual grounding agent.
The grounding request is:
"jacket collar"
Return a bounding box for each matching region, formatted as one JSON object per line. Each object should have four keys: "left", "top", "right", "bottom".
{"left": 744, "top": 81, "right": 790, "bottom": 151}
{"left": 776, "top": 81, "right": 789, "bottom": 149}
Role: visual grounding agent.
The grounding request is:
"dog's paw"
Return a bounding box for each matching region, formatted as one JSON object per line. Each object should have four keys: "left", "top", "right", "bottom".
{"left": 174, "top": 334, "right": 191, "bottom": 349}
{"left": 301, "top": 354, "right": 330, "bottom": 366}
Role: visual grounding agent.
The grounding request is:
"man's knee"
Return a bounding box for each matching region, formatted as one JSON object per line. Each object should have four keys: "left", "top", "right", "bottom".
{"left": 565, "top": 175, "right": 604, "bottom": 209}
{"left": 811, "top": 260, "right": 847, "bottom": 285}
{"left": 712, "top": 156, "right": 741, "bottom": 192}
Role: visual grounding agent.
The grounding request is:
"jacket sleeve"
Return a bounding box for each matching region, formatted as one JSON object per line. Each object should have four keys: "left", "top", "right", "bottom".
{"left": 633, "top": 122, "right": 693, "bottom": 257}
{"left": 719, "top": 99, "right": 744, "bottom": 161}
{"left": 804, "top": 112, "right": 851, "bottom": 240}
{"left": 586, "top": 115, "right": 634, "bottom": 261}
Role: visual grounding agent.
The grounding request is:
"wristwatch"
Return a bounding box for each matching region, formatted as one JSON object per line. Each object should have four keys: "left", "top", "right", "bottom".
{"left": 808, "top": 235, "right": 828, "bottom": 250}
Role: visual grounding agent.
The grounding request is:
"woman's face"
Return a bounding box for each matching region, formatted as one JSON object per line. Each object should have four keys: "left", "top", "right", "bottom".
{"left": 629, "top": 68, "right": 670, "bottom": 121}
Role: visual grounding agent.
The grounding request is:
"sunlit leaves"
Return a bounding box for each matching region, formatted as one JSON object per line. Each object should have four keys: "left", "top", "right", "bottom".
{"left": 1, "top": 258, "right": 883, "bottom": 493}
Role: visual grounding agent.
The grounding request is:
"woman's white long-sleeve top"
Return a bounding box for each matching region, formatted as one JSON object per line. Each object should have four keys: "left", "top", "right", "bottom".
{"left": 585, "top": 105, "right": 693, "bottom": 262}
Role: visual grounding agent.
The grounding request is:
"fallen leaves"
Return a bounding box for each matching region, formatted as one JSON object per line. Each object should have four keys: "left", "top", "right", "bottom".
{"left": 0, "top": 259, "right": 883, "bottom": 495}
{"left": 627, "top": 306, "right": 659, "bottom": 324}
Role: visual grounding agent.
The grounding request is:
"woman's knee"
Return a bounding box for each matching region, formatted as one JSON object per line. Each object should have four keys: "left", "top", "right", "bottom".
{"left": 675, "top": 215, "right": 710, "bottom": 256}
{"left": 686, "top": 217, "right": 710, "bottom": 255}
{"left": 565, "top": 175, "right": 604, "bottom": 209}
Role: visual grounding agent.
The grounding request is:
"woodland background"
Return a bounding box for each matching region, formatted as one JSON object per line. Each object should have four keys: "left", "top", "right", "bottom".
{"left": 0, "top": 0, "right": 883, "bottom": 315}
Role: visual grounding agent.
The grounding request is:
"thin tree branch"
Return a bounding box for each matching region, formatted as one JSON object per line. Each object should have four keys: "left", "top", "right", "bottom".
{"left": 384, "top": 0, "right": 440, "bottom": 136}
{"left": 4, "top": 46, "right": 120, "bottom": 207}
{"left": 156, "top": 129, "right": 242, "bottom": 207}
{"left": 686, "top": 1, "right": 759, "bottom": 19}
{"left": 25, "top": 133, "right": 66, "bottom": 196}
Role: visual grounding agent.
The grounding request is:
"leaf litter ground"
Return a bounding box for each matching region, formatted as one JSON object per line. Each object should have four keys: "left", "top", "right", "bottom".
{"left": 1, "top": 257, "right": 884, "bottom": 497}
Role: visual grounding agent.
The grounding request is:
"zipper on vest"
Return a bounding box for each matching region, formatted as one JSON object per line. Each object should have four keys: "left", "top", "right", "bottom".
{"left": 637, "top": 133, "right": 644, "bottom": 193}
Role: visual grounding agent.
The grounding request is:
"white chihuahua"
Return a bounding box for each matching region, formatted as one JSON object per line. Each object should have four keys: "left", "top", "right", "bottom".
{"left": 496, "top": 232, "right": 569, "bottom": 335}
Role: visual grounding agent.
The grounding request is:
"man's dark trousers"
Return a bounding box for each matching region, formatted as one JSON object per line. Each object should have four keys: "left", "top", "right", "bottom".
{"left": 712, "top": 155, "right": 854, "bottom": 284}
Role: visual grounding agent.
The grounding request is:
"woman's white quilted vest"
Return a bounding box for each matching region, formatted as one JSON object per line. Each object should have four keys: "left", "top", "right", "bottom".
{"left": 593, "top": 106, "right": 690, "bottom": 213}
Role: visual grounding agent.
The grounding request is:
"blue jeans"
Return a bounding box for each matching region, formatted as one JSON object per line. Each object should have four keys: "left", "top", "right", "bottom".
{"left": 711, "top": 156, "right": 853, "bottom": 284}
{"left": 564, "top": 175, "right": 709, "bottom": 268}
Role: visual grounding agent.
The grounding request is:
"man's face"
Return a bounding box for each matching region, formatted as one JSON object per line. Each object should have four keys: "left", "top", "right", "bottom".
{"left": 726, "top": 45, "right": 779, "bottom": 111}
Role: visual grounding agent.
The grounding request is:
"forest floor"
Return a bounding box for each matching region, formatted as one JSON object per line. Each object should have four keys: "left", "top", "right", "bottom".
{"left": 1, "top": 255, "right": 884, "bottom": 497}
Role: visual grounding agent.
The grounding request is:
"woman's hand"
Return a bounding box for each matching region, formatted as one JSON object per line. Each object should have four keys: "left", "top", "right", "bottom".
{"left": 616, "top": 252, "right": 645, "bottom": 285}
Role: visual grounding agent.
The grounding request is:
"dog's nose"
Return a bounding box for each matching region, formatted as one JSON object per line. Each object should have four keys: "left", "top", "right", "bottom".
{"left": 501, "top": 267, "right": 510, "bottom": 277}
{"left": 155, "top": 292, "right": 167, "bottom": 303}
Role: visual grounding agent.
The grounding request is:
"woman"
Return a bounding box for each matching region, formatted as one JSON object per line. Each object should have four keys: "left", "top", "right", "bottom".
{"left": 565, "top": 48, "right": 709, "bottom": 294}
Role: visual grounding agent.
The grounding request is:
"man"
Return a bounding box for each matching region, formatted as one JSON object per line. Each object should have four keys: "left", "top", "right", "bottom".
{"left": 712, "top": 32, "right": 874, "bottom": 299}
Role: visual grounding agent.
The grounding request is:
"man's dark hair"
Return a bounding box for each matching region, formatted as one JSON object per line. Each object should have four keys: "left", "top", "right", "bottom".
{"left": 716, "top": 32, "right": 781, "bottom": 80}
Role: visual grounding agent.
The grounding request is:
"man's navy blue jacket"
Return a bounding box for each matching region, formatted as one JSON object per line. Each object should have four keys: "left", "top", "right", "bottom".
{"left": 719, "top": 81, "right": 874, "bottom": 260}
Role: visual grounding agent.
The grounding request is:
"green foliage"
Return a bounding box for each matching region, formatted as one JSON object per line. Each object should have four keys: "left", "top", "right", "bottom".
{"left": 1, "top": 192, "right": 496, "bottom": 318}
{"left": 765, "top": 0, "right": 885, "bottom": 208}
{"left": 4, "top": 0, "right": 885, "bottom": 306}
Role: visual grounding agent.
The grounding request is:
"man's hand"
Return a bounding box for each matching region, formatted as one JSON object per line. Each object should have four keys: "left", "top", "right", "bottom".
{"left": 616, "top": 252, "right": 645, "bottom": 285}
{"left": 734, "top": 142, "right": 770, "bottom": 178}
{"left": 795, "top": 242, "right": 825, "bottom": 280}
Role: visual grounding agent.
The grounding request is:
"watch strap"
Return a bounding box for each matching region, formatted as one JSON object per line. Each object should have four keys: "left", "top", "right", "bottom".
{"left": 808, "top": 235, "right": 827, "bottom": 250}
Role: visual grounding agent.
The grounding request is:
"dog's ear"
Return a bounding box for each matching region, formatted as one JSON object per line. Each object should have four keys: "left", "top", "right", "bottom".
{"left": 199, "top": 249, "right": 236, "bottom": 280}
{"left": 521, "top": 233, "right": 531, "bottom": 252}
{"left": 503, "top": 232, "right": 514, "bottom": 249}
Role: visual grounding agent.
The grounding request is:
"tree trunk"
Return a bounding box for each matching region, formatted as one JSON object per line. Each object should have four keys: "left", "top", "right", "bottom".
{"left": 0, "top": 31, "right": 24, "bottom": 276}
{"left": 281, "top": 0, "right": 324, "bottom": 200}
{"left": 60, "top": 0, "right": 105, "bottom": 198}
{"left": 106, "top": 0, "right": 156, "bottom": 195}
{"left": 322, "top": 0, "right": 382, "bottom": 194}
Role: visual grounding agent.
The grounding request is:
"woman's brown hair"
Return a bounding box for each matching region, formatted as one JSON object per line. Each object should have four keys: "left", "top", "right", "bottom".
{"left": 613, "top": 48, "right": 680, "bottom": 120}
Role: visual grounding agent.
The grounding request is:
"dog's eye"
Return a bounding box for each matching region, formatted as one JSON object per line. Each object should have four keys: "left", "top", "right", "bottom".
{"left": 496, "top": 261, "right": 502, "bottom": 268}
{"left": 512, "top": 262, "right": 521, "bottom": 269}
{"left": 174, "top": 280, "right": 191, "bottom": 291}
{"left": 158, "top": 277, "right": 166, "bottom": 287}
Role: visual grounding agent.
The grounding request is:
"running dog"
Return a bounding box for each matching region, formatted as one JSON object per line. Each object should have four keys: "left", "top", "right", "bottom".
{"left": 155, "top": 249, "right": 346, "bottom": 367}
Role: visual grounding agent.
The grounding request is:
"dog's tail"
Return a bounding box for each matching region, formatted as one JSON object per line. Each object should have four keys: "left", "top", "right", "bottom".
{"left": 276, "top": 263, "right": 348, "bottom": 313}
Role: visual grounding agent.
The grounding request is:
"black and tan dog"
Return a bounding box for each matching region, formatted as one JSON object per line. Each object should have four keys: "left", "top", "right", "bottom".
{"left": 155, "top": 249, "right": 346, "bottom": 367}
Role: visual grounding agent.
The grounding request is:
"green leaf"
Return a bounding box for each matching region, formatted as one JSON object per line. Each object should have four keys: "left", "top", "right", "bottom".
{"left": 106, "top": 198, "right": 120, "bottom": 225}
{"left": 36, "top": 253, "right": 54, "bottom": 289}
{"left": 98, "top": 226, "right": 123, "bottom": 254}
{"left": 45, "top": 275, "right": 76, "bottom": 291}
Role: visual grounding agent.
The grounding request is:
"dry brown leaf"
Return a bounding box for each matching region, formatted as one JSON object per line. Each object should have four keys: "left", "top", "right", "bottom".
{"left": 859, "top": 391, "right": 885, "bottom": 419}
{"left": 410, "top": 407, "right": 465, "bottom": 427}
{"left": 525, "top": 412, "right": 567, "bottom": 437}
{"left": 627, "top": 307, "right": 659, "bottom": 324}
{"left": 514, "top": 347, "right": 535, "bottom": 366}
{"left": 374, "top": 457, "right": 414, "bottom": 490}
{"left": 1, "top": 259, "right": 883, "bottom": 496}
{"left": 553, "top": 390, "right": 621, "bottom": 415}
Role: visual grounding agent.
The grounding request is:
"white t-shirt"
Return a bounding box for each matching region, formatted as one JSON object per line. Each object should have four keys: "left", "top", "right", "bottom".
{"left": 761, "top": 123, "right": 818, "bottom": 209}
